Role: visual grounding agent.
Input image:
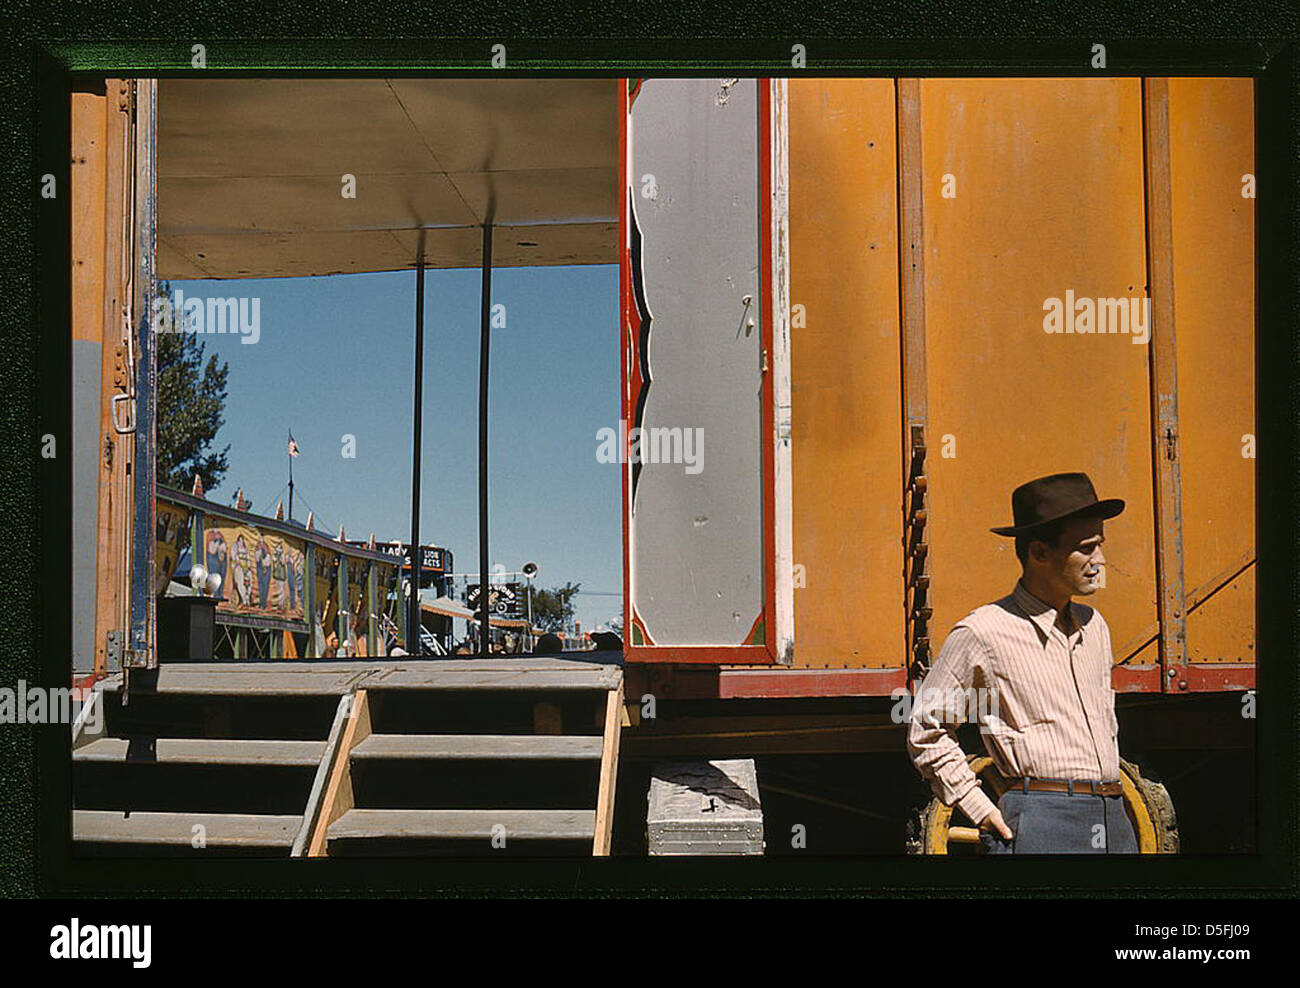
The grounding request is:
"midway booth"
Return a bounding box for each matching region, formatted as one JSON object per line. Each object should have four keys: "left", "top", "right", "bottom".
{"left": 67, "top": 76, "right": 1254, "bottom": 857}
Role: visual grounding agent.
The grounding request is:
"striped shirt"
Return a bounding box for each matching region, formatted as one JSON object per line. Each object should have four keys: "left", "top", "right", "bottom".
{"left": 907, "top": 580, "right": 1120, "bottom": 825}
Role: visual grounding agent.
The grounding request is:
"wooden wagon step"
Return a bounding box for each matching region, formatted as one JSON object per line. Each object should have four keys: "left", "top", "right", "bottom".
{"left": 75, "top": 738, "right": 328, "bottom": 766}
{"left": 366, "top": 667, "right": 621, "bottom": 693}
{"left": 73, "top": 810, "right": 301, "bottom": 847}
{"left": 326, "top": 808, "right": 596, "bottom": 842}
{"left": 350, "top": 734, "right": 603, "bottom": 761}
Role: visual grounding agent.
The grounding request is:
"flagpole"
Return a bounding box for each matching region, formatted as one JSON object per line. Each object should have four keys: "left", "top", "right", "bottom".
{"left": 287, "top": 430, "right": 295, "bottom": 521}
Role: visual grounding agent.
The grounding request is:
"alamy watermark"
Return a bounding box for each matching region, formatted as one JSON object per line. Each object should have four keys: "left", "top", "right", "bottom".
{"left": 0, "top": 680, "right": 101, "bottom": 729}
{"left": 152, "top": 288, "right": 261, "bottom": 344}
{"left": 596, "top": 420, "right": 704, "bottom": 475}
{"left": 1043, "top": 290, "right": 1149, "bottom": 345}
{"left": 50, "top": 919, "right": 151, "bottom": 968}
{"left": 891, "top": 682, "right": 1001, "bottom": 732}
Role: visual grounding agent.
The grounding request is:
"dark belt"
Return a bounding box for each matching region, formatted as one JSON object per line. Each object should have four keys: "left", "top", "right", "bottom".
{"left": 1006, "top": 777, "right": 1123, "bottom": 797}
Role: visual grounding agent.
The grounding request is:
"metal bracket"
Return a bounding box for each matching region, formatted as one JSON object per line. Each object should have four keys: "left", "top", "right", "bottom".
{"left": 105, "top": 629, "right": 123, "bottom": 670}
{"left": 906, "top": 425, "right": 931, "bottom": 678}
{"left": 111, "top": 392, "right": 136, "bottom": 434}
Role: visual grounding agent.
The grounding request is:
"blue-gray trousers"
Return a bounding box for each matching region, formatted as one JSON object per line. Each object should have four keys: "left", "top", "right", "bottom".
{"left": 979, "top": 789, "right": 1139, "bottom": 854}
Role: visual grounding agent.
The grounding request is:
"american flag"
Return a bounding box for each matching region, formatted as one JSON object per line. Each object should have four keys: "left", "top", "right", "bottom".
{"left": 287, "top": 434, "right": 300, "bottom": 458}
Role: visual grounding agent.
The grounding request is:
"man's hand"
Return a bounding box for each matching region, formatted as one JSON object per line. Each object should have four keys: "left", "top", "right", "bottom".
{"left": 979, "top": 807, "right": 1014, "bottom": 840}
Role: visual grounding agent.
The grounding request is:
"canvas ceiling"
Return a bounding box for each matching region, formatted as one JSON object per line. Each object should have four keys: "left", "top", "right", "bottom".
{"left": 156, "top": 78, "right": 620, "bottom": 279}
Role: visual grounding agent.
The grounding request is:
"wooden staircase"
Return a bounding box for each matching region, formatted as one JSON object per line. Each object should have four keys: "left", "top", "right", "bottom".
{"left": 72, "top": 659, "right": 625, "bottom": 857}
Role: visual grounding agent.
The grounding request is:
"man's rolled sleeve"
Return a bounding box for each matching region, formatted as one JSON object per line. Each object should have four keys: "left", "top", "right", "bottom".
{"left": 907, "top": 625, "right": 996, "bottom": 825}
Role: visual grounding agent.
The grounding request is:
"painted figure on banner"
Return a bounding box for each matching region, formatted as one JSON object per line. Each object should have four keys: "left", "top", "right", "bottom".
{"left": 269, "top": 543, "right": 288, "bottom": 610}
{"left": 231, "top": 535, "right": 253, "bottom": 608}
{"left": 255, "top": 539, "right": 273, "bottom": 609}
{"left": 205, "top": 530, "right": 228, "bottom": 595}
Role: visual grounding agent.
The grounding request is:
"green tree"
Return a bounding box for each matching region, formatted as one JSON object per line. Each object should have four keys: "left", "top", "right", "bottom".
{"left": 155, "top": 282, "right": 231, "bottom": 493}
{"left": 529, "top": 582, "right": 581, "bottom": 632}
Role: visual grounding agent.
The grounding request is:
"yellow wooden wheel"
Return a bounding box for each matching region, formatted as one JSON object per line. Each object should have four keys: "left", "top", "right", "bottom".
{"left": 908, "top": 754, "right": 1178, "bottom": 854}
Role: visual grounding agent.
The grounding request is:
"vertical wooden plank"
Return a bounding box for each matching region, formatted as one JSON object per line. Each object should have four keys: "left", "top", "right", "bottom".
{"left": 1166, "top": 77, "right": 1255, "bottom": 668}
{"left": 292, "top": 693, "right": 353, "bottom": 857}
{"left": 897, "top": 79, "right": 932, "bottom": 679}
{"left": 897, "top": 79, "right": 929, "bottom": 439}
{"left": 72, "top": 90, "right": 108, "bottom": 679}
{"left": 1143, "top": 78, "right": 1189, "bottom": 691}
{"left": 126, "top": 78, "right": 159, "bottom": 669}
{"left": 592, "top": 683, "right": 624, "bottom": 856}
{"left": 920, "top": 79, "right": 1157, "bottom": 661}
{"left": 769, "top": 78, "right": 795, "bottom": 664}
{"left": 93, "top": 80, "right": 134, "bottom": 678}
{"left": 787, "top": 79, "right": 903, "bottom": 670}
{"left": 307, "top": 689, "right": 371, "bottom": 858}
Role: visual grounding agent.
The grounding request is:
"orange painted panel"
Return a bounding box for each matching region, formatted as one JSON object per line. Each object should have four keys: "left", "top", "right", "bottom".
{"left": 788, "top": 79, "right": 903, "bottom": 668}
{"left": 1167, "top": 77, "right": 1255, "bottom": 666}
{"left": 72, "top": 93, "right": 107, "bottom": 345}
{"left": 918, "top": 79, "right": 1158, "bottom": 651}
{"left": 1187, "top": 566, "right": 1255, "bottom": 663}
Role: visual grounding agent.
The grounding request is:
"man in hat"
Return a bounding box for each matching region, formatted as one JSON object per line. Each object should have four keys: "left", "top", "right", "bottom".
{"left": 907, "top": 472, "right": 1137, "bottom": 854}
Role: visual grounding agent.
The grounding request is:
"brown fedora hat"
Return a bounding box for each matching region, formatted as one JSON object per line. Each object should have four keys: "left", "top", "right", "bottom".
{"left": 990, "top": 472, "right": 1125, "bottom": 536}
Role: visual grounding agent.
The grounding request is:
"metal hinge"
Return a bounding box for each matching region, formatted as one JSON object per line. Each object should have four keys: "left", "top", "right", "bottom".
{"left": 906, "top": 424, "right": 931, "bottom": 678}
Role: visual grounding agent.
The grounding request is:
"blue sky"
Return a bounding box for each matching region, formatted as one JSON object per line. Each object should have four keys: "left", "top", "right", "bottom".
{"left": 171, "top": 264, "right": 623, "bottom": 632}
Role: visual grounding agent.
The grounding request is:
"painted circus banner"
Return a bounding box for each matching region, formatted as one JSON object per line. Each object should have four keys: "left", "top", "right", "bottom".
{"left": 314, "top": 545, "right": 339, "bottom": 637}
{"left": 155, "top": 500, "right": 192, "bottom": 594}
{"left": 202, "top": 515, "right": 307, "bottom": 621}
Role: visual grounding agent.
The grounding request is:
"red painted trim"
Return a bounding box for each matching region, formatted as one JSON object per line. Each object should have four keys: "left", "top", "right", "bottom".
{"left": 758, "top": 78, "right": 777, "bottom": 662}
{"left": 1112, "top": 664, "right": 1161, "bottom": 693}
{"left": 71, "top": 671, "right": 106, "bottom": 702}
{"left": 625, "top": 645, "right": 776, "bottom": 666}
{"left": 632, "top": 662, "right": 1254, "bottom": 701}
{"left": 1111, "top": 663, "right": 1254, "bottom": 693}
{"left": 719, "top": 666, "right": 908, "bottom": 698}
{"left": 618, "top": 78, "right": 632, "bottom": 659}
{"left": 1184, "top": 663, "right": 1256, "bottom": 692}
{"left": 632, "top": 665, "right": 909, "bottom": 698}
{"left": 630, "top": 610, "right": 655, "bottom": 647}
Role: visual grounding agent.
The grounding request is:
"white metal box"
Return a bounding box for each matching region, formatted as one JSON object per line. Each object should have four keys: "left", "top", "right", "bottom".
{"left": 647, "top": 759, "right": 765, "bottom": 855}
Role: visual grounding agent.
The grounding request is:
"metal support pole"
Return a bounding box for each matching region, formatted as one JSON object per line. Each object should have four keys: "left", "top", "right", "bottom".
{"left": 407, "top": 257, "right": 426, "bottom": 654}
{"left": 477, "top": 223, "right": 493, "bottom": 656}
{"left": 287, "top": 436, "right": 294, "bottom": 521}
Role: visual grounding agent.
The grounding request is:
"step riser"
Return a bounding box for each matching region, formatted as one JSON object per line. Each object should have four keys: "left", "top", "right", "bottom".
{"left": 75, "top": 763, "right": 319, "bottom": 816}
{"left": 326, "top": 838, "right": 597, "bottom": 857}
{"left": 101, "top": 693, "right": 342, "bottom": 742}
{"left": 351, "top": 760, "right": 599, "bottom": 811}
{"left": 368, "top": 690, "right": 606, "bottom": 737}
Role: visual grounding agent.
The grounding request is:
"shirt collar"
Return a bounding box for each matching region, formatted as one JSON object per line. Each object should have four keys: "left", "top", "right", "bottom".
{"left": 1012, "top": 580, "right": 1082, "bottom": 642}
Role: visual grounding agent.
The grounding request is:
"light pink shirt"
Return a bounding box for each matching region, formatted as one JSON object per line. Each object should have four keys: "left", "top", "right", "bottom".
{"left": 907, "top": 581, "right": 1120, "bottom": 825}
